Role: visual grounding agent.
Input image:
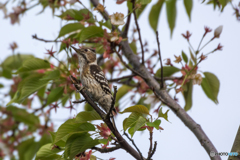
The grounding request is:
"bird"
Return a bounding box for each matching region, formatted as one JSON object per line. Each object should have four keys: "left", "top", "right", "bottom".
{"left": 70, "top": 46, "right": 116, "bottom": 124}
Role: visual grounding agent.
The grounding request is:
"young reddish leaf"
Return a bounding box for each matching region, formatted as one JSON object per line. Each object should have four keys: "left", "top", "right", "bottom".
{"left": 148, "top": 0, "right": 164, "bottom": 32}
{"left": 201, "top": 72, "right": 220, "bottom": 104}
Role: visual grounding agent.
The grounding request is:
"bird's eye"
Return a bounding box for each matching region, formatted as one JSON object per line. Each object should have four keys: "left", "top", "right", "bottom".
{"left": 84, "top": 49, "right": 88, "bottom": 52}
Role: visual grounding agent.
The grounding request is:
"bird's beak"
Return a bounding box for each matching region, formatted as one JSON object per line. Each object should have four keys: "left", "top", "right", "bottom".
{"left": 70, "top": 46, "right": 78, "bottom": 52}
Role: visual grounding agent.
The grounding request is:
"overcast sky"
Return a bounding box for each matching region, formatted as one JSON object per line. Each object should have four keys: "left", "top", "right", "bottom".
{"left": 1, "top": 1, "right": 240, "bottom": 160}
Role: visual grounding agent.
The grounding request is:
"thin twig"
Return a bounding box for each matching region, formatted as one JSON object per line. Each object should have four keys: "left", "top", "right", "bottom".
{"left": 115, "top": 48, "right": 145, "bottom": 78}
{"left": 154, "top": 76, "right": 182, "bottom": 81}
{"left": 124, "top": 132, "right": 144, "bottom": 160}
{"left": 156, "top": 31, "right": 163, "bottom": 88}
{"left": 122, "top": 9, "right": 132, "bottom": 38}
{"left": 147, "top": 131, "right": 153, "bottom": 159}
{"left": 92, "top": 144, "right": 122, "bottom": 153}
{"left": 108, "top": 74, "right": 136, "bottom": 82}
{"left": 147, "top": 141, "right": 157, "bottom": 160}
{"left": 32, "top": 34, "right": 61, "bottom": 43}
{"left": 132, "top": 0, "right": 145, "bottom": 64}
{"left": 72, "top": 100, "right": 86, "bottom": 103}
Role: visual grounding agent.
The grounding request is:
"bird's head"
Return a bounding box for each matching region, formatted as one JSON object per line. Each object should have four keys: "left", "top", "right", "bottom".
{"left": 71, "top": 46, "right": 97, "bottom": 64}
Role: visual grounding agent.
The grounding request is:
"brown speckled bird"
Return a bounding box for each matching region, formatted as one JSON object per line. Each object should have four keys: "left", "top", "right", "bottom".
{"left": 71, "top": 46, "right": 115, "bottom": 115}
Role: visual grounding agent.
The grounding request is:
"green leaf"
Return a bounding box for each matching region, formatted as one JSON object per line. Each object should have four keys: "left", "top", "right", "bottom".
{"left": 115, "top": 85, "right": 133, "bottom": 102}
{"left": 218, "top": 0, "right": 229, "bottom": 11}
{"left": 0, "top": 83, "right": 3, "bottom": 88}
{"left": 136, "top": 4, "right": 148, "bottom": 19}
{"left": 17, "top": 58, "right": 50, "bottom": 73}
{"left": 84, "top": 102, "right": 94, "bottom": 111}
{"left": 184, "top": 0, "right": 193, "bottom": 21}
{"left": 183, "top": 80, "right": 193, "bottom": 111}
{"left": 61, "top": 94, "right": 69, "bottom": 106}
{"left": 6, "top": 106, "right": 40, "bottom": 129}
{"left": 57, "top": 9, "right": 94, "bottom": 21}
{"left": 2, "top": 54, "right": 34, "bottom": 70}
{"left": 35, "top": 143, "right": 62, "bottom": 160}
{"left": 2, "top": 67, "right": 12, "bottom": 79}
{"left": 69, "top": 135, "right": 99, "bottom": 159}
{"left": 127, "top": 116, "right": 146, "bottom": 137}
{"left": 166, "top": 0, "right": 177, "bottom": 37}
{"left": 155, "top": 66, "right": 180, "bottom": 78}
{"left": 40, "top": 70, "right": 60, "bottom": 80}
{"left": 152, "top": 119, "right": 161, "bottom": 130}
{"left": 138, "top": 0, "right": 152, "bottom": 4}
{"left": 158, "top": 107, "right": 170, "bottom": 121}
{"left": 181, "top": 51, "right": 188, "bottom": 63}
{"left": 58, "top": 23, "right": 84, "bottom": 38}
{"left": 148, "top": 0, "right": 164, "bottom": 32}
{"left": 75, "top": 92, "right": 81, "bottom": 100}
{"left": 189, "top": 48, "right": 196, "bottom": 63}
{"left": 18, "top": 138, "right": 39, "bottom": 160}
{"left": 76, "top": 111, "right": 101, "bottom": 123}
{"left": 201, "top": 72, "right": 220, "bottom": 104}
{"left": 132, "top": 116, "right": 146, "bottom": 136}
{"left": 99, "top": 139, "right": 108, "bottom": 145}
{"left": 46, "top": 87, "right": 64, "bottom": 105}
{"left": 136, "top": 97, "right": 151, "bottom": 111}
{"left": 123, "top": 112, "right": 142, "bottom": 131}
{"left": 77, "top": 26, "right": 104, "bottom": 43}
{"left": 98, "top": 20, "right": 112, "bottom": 30}
{"left": 129, "top": 41, "right": 137, "bottom": 54}
{"left": 54, "top": 119, "right": 93, "bottom": 144}
{"left": 121, "top": 105, "right": 149, "bottom": 114}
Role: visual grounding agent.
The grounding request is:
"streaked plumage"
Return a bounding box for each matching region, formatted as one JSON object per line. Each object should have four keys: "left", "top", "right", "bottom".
{"left": 71, "top": 46, "right": 113, "bottom": 114}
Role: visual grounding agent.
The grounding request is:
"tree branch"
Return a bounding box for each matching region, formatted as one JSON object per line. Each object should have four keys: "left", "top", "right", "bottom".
{"left": 132, "top": 0, "right": 145, "bottom": 64}
{"left": 156, "top": 31, "right": 164, "bottom": 89}
{"left": 124, "top": 132, "right": 144, "bottom": 160}
{"left": 32, "top": 34, "right": 61, "bottom": 43}
{"left": 147, "top": 141, "right": 157, "bottom": 160}
{"left": 90, "top": 0, "right": 220, "bottom": 159}
{"left": 92, "top": 144, "right": 122, "bottom": 153}
{"left": 108, "top": 74, "right": 135, "bottom": 82}
{"left": 70, "top": 75, "right": 144, "bottom": 160}
{"left": 147, "top": 131, "right": 153, "bottom": 159}
{"left": 120, "top": 40, "right": 221, "bottom": 160}
{"left": 122, "top": 9, "right": 132, "bottom": 38}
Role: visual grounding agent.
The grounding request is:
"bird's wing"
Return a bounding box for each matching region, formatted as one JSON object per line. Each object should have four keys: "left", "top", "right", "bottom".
{"left": 90, "top": 65, "right": 112, "bottom": 95}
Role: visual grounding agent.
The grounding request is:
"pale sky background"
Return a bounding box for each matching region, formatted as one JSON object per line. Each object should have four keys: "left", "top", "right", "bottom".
{"left": 1, "top": 0, "right": 240, "bottom": 160}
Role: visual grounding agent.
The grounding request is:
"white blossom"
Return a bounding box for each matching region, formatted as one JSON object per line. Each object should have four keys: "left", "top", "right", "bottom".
{"left": 214, "top": 25, "right": 223, "bottom": 38}
{"left": 144, "top": 94, "right": 159, "bottom": 109}
{"left": 109, "top": 12, "right": 125, "bottom": 25}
